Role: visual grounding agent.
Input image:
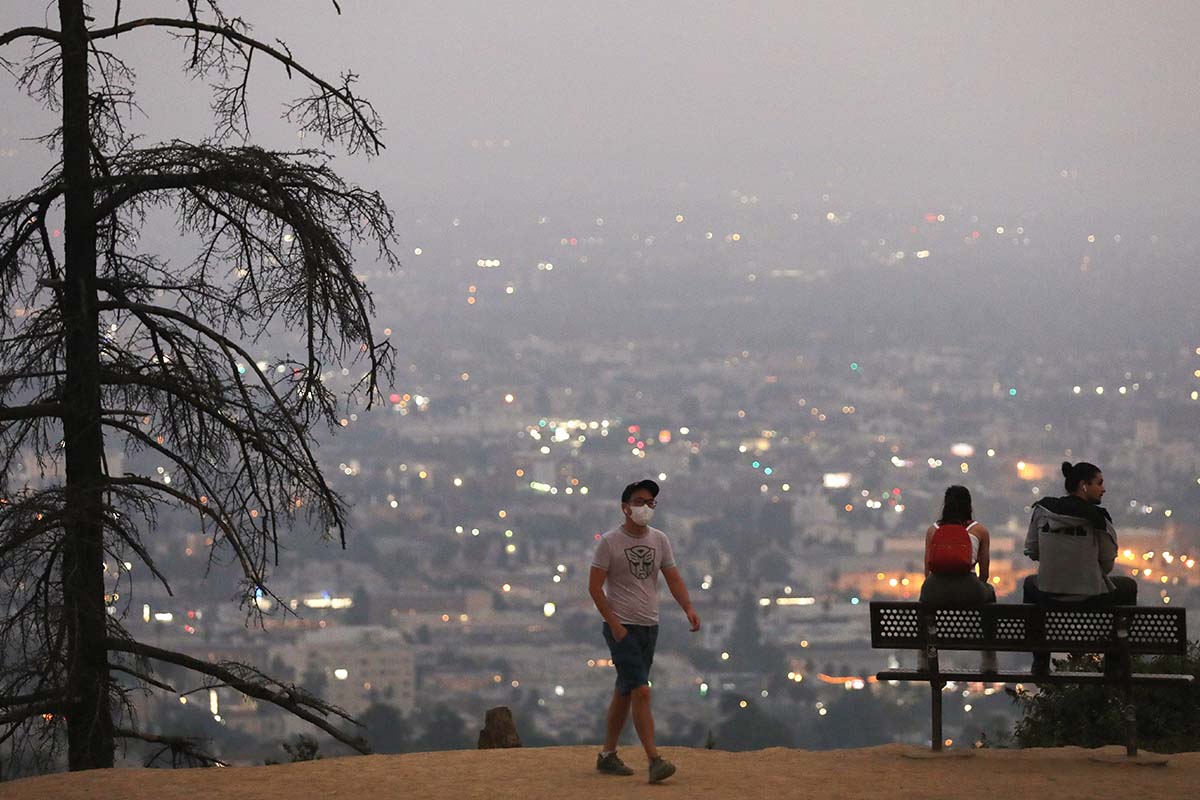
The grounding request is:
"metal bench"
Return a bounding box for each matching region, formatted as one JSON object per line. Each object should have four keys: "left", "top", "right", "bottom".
{"left": 869, "top": 601, "right": 1193, "bottom": 755}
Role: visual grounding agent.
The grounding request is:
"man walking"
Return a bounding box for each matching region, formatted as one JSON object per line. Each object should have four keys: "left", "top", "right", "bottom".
{"left": 588, "top": 479, "right": 701, "bottom": 783}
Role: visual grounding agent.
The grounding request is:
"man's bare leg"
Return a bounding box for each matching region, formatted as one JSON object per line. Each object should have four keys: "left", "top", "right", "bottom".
{"left": 603, "top": 688, "right": 631, "bottom": 751}
{"left": 629, "top": 685, "right": 658, "bottom": 760}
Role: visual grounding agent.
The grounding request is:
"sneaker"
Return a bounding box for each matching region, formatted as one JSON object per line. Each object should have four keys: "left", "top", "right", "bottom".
{"left": 596, "top": 752, "right": 634, "bottom": 776}
{"left": 980, "top": 651, "right": 998, "bottom": 674}
{"left": 648, "top": 755, "right": 676, "bottom": 784}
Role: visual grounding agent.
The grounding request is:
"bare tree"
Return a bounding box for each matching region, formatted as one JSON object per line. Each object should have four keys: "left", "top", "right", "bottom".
{"left": 0, "top": 1, "right": 397, "bottom": 772}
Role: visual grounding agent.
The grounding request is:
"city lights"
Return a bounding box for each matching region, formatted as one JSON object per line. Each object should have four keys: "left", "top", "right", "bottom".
{"left": 12, "top": 68, "right": 1191, "bottom": 765}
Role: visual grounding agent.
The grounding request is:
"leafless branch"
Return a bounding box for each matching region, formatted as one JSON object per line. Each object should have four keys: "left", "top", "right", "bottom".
{"left": 114, "top": 726, "right": 228, "bottom": 768}
{"left": 108, "top": 664, "right": 176, "bottom": 694}
{"left": 105, "top": 637, "right": 370, "bottom": 754}
{"left": 0, "top": 402, "right": 65, "bottom": 422}
{"left": 87, "top": 16, "right": 384, "bottom": 154}
{"left": 0, "top": 701, "right": 64, "bottom": 727}
{"left": 0, "top": 28, "right": 63, "bottom": 49}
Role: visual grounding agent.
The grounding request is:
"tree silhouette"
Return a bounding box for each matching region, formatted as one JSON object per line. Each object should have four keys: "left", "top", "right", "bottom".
{"left": 713, "top": 699, "right": 794, "bottom": 751}
{"left": 410, "top": 704, "right": 471, "bottom": 752}
{"left": 725, "top": 592, "right": 784, "bottom": 672}
{"left": 358, "top": 703, "right": 409, "bottom": 755}
{"left": 0, "top": 1, "right": 396, "bottom": 772}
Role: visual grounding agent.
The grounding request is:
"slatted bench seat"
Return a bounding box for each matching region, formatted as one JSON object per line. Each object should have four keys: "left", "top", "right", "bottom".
{"left": 869, "top": 601, "right": 1192, "bottom": 755}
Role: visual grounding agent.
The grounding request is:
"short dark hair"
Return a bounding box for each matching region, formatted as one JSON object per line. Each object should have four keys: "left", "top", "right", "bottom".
{"left": 1062, "top": 461, "right": 1101, "bottom": 493}
{"left": 621, "top": 479, "right": 660, "bottom": 503}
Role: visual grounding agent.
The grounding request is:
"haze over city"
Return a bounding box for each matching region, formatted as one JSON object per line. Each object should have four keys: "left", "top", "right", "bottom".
{"left": 2, "top": 0, "right": 1199, "bottom": 768}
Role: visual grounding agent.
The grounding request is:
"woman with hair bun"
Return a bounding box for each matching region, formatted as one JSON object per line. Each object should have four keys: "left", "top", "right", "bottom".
{"left": 1022, "top": 460, "right": 1138, "bottom": 672}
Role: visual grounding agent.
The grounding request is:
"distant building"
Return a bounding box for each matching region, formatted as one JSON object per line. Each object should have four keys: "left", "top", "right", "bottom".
{"left": 271, "top": 625, "right": 417, "bottom": 716}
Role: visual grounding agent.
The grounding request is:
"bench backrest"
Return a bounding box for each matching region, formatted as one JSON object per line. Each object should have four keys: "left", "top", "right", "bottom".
{"left": 870, "top": 602, "right": 1188, "bottom": 655}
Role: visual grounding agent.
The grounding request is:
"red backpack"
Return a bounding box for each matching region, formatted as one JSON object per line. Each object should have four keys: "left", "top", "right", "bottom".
{"left": 927, "top": 522, "right": 974, "bottom": 574}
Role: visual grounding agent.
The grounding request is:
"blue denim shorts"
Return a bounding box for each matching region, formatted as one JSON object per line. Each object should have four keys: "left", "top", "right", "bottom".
{"left": 602, "top": 622, "right": 658, "bottom": 695}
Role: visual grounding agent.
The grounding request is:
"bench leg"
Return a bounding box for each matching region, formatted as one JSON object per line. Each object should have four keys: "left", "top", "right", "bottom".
{"left": 1123, "top": 681, "right": 1137, "bottom": 757}
{"left": 1115, "top": 621, "right": 1137, "bottom": 758}
{"left": 931, "top": 679, "right": 944, "bottom": 752}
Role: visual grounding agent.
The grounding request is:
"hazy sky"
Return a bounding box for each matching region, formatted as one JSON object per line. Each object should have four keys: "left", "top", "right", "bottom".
{"left": 4, "top": 1, "right": 1200, "bottom": 214}
{"left": 270, "top": 0, "right": 1200, "bottom": 211}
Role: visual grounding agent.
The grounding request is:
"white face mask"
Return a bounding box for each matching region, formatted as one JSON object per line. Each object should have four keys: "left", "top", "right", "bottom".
{"left": 628, "top": 504, "right": 655, "bottom": 526}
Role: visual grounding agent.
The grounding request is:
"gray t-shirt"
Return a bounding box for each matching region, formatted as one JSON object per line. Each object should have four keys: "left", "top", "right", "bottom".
{"left": 591, "top": 525, "right": 676, "bottom": 625}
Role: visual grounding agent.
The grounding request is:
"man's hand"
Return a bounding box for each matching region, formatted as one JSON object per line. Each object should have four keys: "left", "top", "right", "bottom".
{"left": 685, "top": 607, "right": 701, "bottom": 632}
{"left": 611, "top": 621, "right": 628, "bottom": 642}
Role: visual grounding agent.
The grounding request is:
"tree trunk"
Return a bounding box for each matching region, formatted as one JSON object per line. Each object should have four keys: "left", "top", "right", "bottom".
{"left": 58, "top": 0, "right": 114, "bottom": 770}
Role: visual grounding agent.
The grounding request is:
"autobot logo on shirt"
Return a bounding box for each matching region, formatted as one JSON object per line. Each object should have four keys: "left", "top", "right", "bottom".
{"left": 625, "top": 545, "right": 656, "bottom": 580}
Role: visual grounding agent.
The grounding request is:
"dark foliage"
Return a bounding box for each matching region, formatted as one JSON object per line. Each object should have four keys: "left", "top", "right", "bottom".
{"left": 1011, "top": 643, "right": 1200, "bottom": 753}
{"left": 265, "top": 734, "right": 322, "bottom": 765}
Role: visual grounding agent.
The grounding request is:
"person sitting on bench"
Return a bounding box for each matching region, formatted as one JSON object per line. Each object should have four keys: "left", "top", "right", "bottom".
{"left": 919, "top": 485, "right": 997, "bottom": 673}
{"left": 1023, "top": 460, "right": 1138, "bottom": 673}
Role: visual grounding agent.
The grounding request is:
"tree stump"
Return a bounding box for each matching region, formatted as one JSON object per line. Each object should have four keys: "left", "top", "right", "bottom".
{"left": 477, "top": 706, "right": 522, "bottom": 749}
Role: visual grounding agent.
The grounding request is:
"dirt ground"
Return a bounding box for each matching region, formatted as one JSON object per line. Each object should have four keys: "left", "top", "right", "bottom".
{"left": 7, "top": 743, "right": 1200, "bottom": 800}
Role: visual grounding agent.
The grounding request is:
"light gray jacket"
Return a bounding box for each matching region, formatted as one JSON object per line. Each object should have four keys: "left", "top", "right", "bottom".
{"left": 1024, "top": 496, "right": 1117, "bottom": 597}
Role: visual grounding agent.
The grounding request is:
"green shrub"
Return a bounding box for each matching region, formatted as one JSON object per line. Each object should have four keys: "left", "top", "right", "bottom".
{"left": 1012, "top": 642, "right": 1200, "bottom": 753}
